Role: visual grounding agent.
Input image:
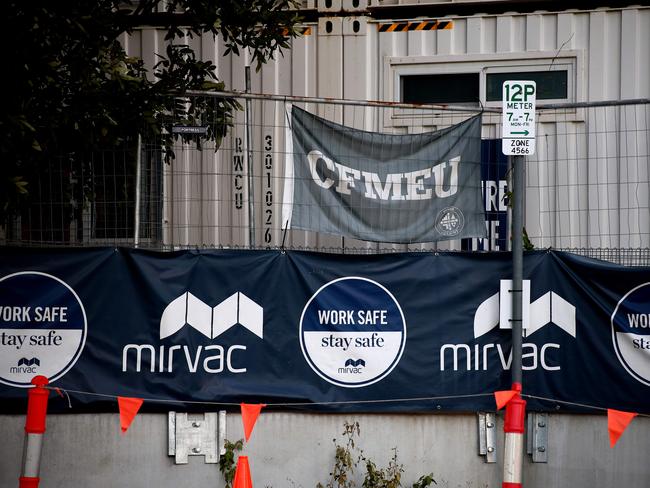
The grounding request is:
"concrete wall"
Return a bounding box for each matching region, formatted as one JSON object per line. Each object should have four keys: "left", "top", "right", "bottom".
{"left": 1, "top": 412, "right": 648, "bottom": 487}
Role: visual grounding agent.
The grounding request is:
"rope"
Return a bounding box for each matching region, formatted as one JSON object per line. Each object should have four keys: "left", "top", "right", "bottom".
{"left": 522, "top": 393, "right": 650, "bottom": 418}
{"left": 43, "top": 386, "right": 494, "bottom": 408}
{"left": 41, "top": 386, "right": 650, "bottom": 416}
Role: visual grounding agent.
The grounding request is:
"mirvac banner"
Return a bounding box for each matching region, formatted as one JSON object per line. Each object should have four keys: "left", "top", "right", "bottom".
{"left": 282, "top": 107, "right": 485, "bottom": 243}
{"left": 1, "top": 248, "right": 650, "bottom": 414}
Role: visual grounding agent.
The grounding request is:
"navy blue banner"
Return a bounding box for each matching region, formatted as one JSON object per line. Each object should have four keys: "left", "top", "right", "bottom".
{"left": 0, "top": 248, "right": 649, "bottom": 413}
{"left": 462, "top": 139, "right": 509, "bottom": 251}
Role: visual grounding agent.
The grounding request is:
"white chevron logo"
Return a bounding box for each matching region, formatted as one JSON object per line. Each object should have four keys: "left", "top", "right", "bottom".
{"left": 473, "top": 280, "right": 576, "bottom": 339}
{"left": 160, "top": 292, "right": 263, "bottom": 340}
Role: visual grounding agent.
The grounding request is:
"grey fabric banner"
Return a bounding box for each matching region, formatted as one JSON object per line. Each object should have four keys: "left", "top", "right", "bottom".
{"left": 282, "top": 107, "right": 485, "bottom": 243}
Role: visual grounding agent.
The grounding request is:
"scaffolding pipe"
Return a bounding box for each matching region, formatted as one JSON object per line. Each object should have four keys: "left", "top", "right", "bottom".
{"left": 19, "top": 376, "right": 50, "bottom": 488}
{"left": 245, "top": 66, "right": 256, "bottom": 247}
{"left": 503, "top": 155, "right": 526, "bottom": 488}
{"left": 185, "top": 89, "right": 496, "bottom": 113}
{"left": 134, "top": 134, "right": 142, "bottom": 248}
{"left": 184, "top": 90, "right": 649, "bottom": 112}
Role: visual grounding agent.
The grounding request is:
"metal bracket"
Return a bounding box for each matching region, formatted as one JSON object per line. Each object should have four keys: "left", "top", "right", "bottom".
{"left": 526, "top": 412, "right": 548, "bottom": 463}
{"left": 477, "top": 412, "right": 497, "bottom": 463}
{"left": 168, "top": 411, "right": 226, "bottom": 464}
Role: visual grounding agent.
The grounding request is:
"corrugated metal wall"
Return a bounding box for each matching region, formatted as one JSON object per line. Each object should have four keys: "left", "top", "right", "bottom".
{"left": 123, "top": 6, "right": 650, "bottom": 253}
{"left": 2, "top": 412, "right": 650, "bottom": 487}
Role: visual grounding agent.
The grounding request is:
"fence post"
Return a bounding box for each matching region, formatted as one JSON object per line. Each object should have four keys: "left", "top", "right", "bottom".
{"left": 19, "top": 375, "right": 50, "bottom": 488}
{"left": 503, "top": 154, "right": 526, "bottom": 488}
{"left": 245, "top": 65, "right": 256, "bottom": 247}
{"left": 134, "top": 133, "right": 142, "bottom": 248}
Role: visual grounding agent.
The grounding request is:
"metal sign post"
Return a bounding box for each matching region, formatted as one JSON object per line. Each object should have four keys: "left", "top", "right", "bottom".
{"left": 501, "top": 81, "right": 536, "bottom": 488}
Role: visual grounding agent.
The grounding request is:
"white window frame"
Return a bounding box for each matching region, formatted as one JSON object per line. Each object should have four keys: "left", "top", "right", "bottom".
{"left": 382, "top": 50, "right": 585, "bottom": 127}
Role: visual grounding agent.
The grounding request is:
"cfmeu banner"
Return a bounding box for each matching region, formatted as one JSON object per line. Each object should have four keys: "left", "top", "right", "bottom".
{"left": 282, "top": 107, "right": 485, "bottom": 243}
{"left": 0, "top": 248, "right": 649, "bottom": 414}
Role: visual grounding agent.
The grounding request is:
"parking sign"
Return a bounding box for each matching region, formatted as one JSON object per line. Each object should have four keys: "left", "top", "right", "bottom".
{"left": 502, "top": 81, "right": 536, "bottom": 156}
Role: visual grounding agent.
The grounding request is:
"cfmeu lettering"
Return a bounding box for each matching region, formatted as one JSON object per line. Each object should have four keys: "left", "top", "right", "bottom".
{"left": 308, "top": 150, "right": 460, "bottom": 201}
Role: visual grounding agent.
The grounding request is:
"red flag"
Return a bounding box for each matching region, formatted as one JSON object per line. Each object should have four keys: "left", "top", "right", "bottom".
{"left": 233, "top": 455, "right": 253, "bottom": 488}
{"left": 607, "top": 409, "right": 637, "bottom": 447}
{"left": 241, "top": 403, "right": 266, "bottom": 441}
{"left": 118, "top": 396, "right": 144, "bottom": 434}
{"left": 494, "top": 390, "right": 518, "bottom": 410}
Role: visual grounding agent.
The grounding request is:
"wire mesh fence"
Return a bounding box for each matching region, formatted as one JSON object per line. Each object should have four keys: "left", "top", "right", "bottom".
{"left": 1, "top": 92, "right": 648, "bottom": 266}
{"left": 528, "top": 101, "right": 650, "bottom": 250}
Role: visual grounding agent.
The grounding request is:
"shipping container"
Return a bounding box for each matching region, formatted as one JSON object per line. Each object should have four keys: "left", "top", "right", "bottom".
{"left": 117, "top": 4, "right": 650, "bottom": 255}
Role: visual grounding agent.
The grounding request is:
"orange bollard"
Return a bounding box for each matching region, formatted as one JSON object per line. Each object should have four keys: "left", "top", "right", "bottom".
{"left": 502, "top": 382, "right": 526, "bottom": 488}
{"left": 19, "top": 376, "right": 50, "bottom": 488}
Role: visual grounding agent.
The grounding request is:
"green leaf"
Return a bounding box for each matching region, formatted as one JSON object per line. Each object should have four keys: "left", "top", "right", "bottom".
{"left": 12, "top": 177, "right": 29, "bottom": 194}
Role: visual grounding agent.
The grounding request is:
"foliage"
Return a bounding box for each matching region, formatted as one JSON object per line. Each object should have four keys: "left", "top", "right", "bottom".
{"left": 317, "top": 422, "right": 436, "bottom": 488}
{"left": 503, "top": 188, "right": 535, "bottom": 250}
{"left": 411, "top": 475, "right": 437, "bottom": 488}
{"left": 2, "top": 1, "right": 301, "bottom": 220}
{"left": 362, "top": 449, "right": 404, "bottom": 488}
{"left": 522, "top": 227, "right": 535, "bottom": 251}
{"left": 219, "top": 438, "right": 244, "bottom": 488}
{"left": 317, "top": 421, "right": 363, "bottom": 488}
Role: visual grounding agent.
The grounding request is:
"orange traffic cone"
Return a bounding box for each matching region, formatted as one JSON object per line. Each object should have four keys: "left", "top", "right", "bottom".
{"left": 233, "top": 455, "right": 253, "bottom": 488}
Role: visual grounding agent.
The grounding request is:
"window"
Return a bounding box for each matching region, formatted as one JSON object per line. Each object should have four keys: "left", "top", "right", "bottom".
{"left": 402, "top": 73, "right": 480, "bottom": 104}
{"left": 486, "top": 70, "right": 568, "bottom": 102}
{"left": 385, "top": 51, "right": 581, "bottom": 114}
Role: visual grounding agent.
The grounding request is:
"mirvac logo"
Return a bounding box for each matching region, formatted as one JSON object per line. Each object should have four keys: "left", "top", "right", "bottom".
{"left": 300, "top": 277, "right": 406, "bottom": 388}
{"left": 122, "top": 291, "right": 263, "bottom": 374}
{"left": 611, "top": 282, "right": 650, "bottom": 386}
{"left": 0, "top": 272, "right": 87, "bottom": 388}
{"left": 440, "top": 280, "right": 576, "bottom": 372}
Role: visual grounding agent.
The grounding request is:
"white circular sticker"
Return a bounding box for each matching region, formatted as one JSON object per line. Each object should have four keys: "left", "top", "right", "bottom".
{"left": 0, "top": 272, "right": 87, "bottom": 387}
{"left": 611, "top": 282, "right": 650, "bottom": 386}
{"left": 300, "top": 277, "right": 406, "bottom": 388}
{"left": 435, "top": 206, "right": 465, "bottom": 237}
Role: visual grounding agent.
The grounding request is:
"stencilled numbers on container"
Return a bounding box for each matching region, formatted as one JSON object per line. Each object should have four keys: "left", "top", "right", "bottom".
{"left": 264, "top": 134, "right": 273, "bottom": 245}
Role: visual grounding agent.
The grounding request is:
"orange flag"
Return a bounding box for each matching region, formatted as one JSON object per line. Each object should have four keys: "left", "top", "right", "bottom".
{"left": 241, "top": 403, "right": 266, "bottom": 441}
{"left": 607, "top": 409, "right": 637, "bottom": 447}
{"left": 494, "top": 390, "right": 518, "bottom": 410}
{"left": 233, "top": 455, "right": 253, "bottom": 488}
{"left": 118, "top": 396, "right": 144, "bottom": 434}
